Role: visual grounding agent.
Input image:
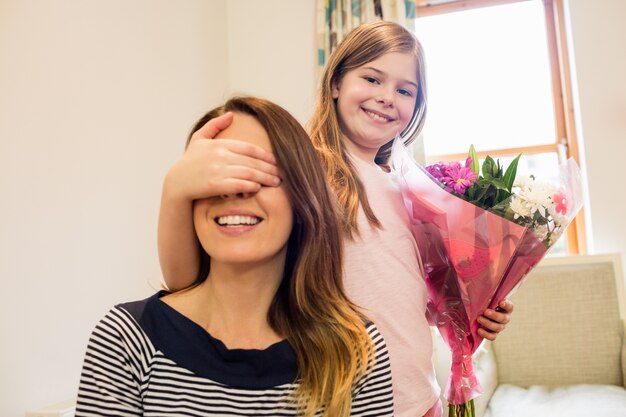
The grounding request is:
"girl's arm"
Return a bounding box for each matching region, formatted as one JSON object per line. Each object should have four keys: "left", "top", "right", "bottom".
{"left": 158, "top": 113, "right": 281, "bottom": 290}
{"left": 158, "top": 177, "right": 200, "bottom": 290}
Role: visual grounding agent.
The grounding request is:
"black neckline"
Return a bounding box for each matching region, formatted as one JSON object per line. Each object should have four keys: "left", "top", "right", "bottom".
{"left": 119, "top": 292, "right": 298, "bottom": 389}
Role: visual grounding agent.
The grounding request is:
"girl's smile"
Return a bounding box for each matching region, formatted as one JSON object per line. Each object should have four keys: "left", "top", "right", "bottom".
{"left": 362, "top": 107, "right": 396, "bottom": 123}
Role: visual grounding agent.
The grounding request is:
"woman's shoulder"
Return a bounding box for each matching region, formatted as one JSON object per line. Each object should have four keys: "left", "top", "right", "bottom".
{"left": 363, "top": 321, "right": 385, "bottom": 343}
{"left": 115, "top": 292, "right": 161, "bottom": 320}
{"left": 92, "top": 293, "right": 158, "bottom": 329}
{"left": 83, "top": 294, "right": 159, "bottom": 369}
{"left": 362, "top": 321, "right": 390, "bottom": 364}
{"left": 86, "top": 292, "right": 162, "bottom": 343}
{"left": 351, "top": 321, "right": 394, "bottom": 415}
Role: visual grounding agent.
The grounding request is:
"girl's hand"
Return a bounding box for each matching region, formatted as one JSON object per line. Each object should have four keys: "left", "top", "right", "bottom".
{"left": 476, "top": 299, "right": 514, "bottom": 341}
{"left": 164, "top": 112, "right": 281, "bottom": 202}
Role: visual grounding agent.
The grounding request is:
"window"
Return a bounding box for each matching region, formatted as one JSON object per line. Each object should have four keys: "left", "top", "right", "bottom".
{"left": 414, "top": 0, "right": 586, "bottom": 255}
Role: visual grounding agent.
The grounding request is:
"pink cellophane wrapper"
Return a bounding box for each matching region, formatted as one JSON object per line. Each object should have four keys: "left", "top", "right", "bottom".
{"left": 390, "top": 138, "right": 583, "bottom": 406}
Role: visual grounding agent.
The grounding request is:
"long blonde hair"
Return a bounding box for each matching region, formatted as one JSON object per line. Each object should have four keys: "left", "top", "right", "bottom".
{"left": 308, "top": 21, "right": 427, "bottom": 237}
{"left": 187, "top": 97, "right": 374, "bottom": 417}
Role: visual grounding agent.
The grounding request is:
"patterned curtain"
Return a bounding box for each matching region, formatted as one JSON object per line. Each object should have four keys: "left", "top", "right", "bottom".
{"left": 317, "top": 0, "right": 417, "bottom": 68}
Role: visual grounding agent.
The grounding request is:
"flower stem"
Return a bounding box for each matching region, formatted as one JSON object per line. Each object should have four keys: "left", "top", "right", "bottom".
{"left": 448, "top": 400, "right": 475, "bottom": 417}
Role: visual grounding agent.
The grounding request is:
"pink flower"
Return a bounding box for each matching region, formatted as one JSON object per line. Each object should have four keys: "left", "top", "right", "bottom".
{"left": 553, "top": 191, "right": 568, "bottom": 215}
{"left": 426, "top": 158, "right": 478, "bottom": 195}
{"left": 444, "top": 158, "right": 478, "bottom": 194}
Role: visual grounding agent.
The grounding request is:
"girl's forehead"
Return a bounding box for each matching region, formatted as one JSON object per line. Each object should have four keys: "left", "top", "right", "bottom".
{"left": 214, "top": 113, "right": 272, "bottom": 153}
{"left": 355, "top": 52, "right": 418, "bottom": 83}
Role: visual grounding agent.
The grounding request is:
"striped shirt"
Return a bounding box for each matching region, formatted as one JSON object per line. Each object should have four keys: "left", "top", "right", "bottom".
{"left": 76, "top": 293, "right": 394, "bottom": 416}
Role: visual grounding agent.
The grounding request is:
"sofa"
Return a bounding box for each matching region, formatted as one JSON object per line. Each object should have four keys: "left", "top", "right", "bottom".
{"left": 431, "top": 253, "right": 626, "bottom": 417}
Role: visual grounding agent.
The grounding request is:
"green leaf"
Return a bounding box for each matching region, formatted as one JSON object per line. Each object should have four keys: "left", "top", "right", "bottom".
{"left": 482, "top": 156, "right": 497, "bottom": 179}
{"left": 468, "top": 144, "right": 480, "bottom": 175}
{"left": 503, "top": 153, "right": 522, "bottom": 191}
{"left": 466, "top": 184, "right": 477, "bottom": 199}
{"left": 490, "top": 178, "right": 509, "bottom": 191}
{"left": 469, "top": 184, "right": 493, "bottom": 207}
{"left": 494, "top": 189, "right": 512, "bottom": 206}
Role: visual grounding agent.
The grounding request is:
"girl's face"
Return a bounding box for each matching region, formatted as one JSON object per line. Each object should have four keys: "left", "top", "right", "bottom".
{"left": 193, "top": 113, "right": 293, "bottom": 268}
{"left": 332, "top": 52, "right": 418, "bottom": 161}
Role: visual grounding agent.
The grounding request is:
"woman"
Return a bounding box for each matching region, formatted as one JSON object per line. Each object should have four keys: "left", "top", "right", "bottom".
{"left": 76, "top": 96, "right": 394, "bottom": 417}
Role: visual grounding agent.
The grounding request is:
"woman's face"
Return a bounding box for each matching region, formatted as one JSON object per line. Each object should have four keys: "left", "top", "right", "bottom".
{"left": 193, "top": 112, "right": 293, "bottom": 267}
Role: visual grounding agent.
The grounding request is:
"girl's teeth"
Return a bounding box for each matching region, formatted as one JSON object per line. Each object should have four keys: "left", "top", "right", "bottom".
{"left": 366, "top": 110, "right": 390, "bottom": 121}
{"left": 216, "top": 215, "right": 260, "bottom": 226}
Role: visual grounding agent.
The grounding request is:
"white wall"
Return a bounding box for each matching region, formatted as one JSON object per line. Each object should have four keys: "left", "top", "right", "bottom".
{"left": 225, "top": 0, "right": 317, "bottom": 124}
{"left": 566, "top": 0, "right": 626, "bottom": 264}
{"left": 0, "top": 1, "right": 228, "bottom": 416}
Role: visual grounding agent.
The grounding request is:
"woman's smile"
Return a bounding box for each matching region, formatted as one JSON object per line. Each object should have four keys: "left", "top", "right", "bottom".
{"left": 214, "top": 210, "right": 263, "bottom": 236}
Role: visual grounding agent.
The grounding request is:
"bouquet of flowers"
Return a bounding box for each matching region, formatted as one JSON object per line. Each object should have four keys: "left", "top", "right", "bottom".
{"left": 390, "top": 139, "right": 584, "bottom": 417}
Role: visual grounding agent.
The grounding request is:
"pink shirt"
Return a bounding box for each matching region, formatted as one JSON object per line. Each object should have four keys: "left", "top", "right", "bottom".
{"left": 343, "top": 153, "right": 440, "bottom": 416}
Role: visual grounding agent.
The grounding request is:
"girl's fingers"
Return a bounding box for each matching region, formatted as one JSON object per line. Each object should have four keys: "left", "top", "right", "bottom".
{"left": 483, "top": 308, "right": 510, "bottom": 325}
{"left": 192, "top": 112, "right": 234, "bottom": 140}
{"left": 207, "top": 143, "right": 280, "bottom": 179}
{"left": 235, "top": 155, "right": 280, "bottom": 178}
{"left": 498, "top": 299, "right": 514, "bottom": 313}
{"left": 188, "top": 138, "right": 278, "bottom": 169}
{"left": 476, "top": 300, "right": 514, "bottom": 341}
{"left": 477, "top": 327, "right": 497, "bottom": 341}
{"left": 218, "top": 139, "right": 277, "bottom": 165}
{"left": 223, "top": 165, "right": 281, "bottom": 187}
{"left": 215, "top": 178, "right": 264, "bottom": 196}
{"left": 477, "top": 315, "right": 506, "bottom": 332}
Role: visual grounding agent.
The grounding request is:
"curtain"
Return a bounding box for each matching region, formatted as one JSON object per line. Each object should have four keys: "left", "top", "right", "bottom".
{"left": 316, "top": 0, "right": 417, "bottom": 68}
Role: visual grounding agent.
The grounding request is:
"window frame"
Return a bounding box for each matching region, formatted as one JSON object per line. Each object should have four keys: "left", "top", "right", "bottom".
{"left": 415, "top": 0, "right": 587, "bottom": 254}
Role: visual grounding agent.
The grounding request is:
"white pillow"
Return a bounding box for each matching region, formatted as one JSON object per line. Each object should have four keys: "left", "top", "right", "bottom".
{"left": 484, "top": 384, "right": 626, "bottom": 417}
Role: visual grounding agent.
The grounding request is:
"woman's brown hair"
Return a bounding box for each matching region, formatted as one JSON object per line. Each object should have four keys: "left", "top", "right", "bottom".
{"left": 308, "top": 21, "right": 427, "bottom": 237}
{"left": 187, "top": 96, "right": 373, "bottom": 417}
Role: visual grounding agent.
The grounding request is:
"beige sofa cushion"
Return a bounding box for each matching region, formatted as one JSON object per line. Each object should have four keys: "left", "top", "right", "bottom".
{"left": 492, "top": 259, "right": 623, "bottom": 387}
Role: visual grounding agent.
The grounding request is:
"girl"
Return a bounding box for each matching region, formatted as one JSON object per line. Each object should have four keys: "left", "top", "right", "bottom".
{"left": 76, "top": 97, "right": 394, "bottom": 417}
{"left": 157, "top": 22, "right": 513, "bottom": 417}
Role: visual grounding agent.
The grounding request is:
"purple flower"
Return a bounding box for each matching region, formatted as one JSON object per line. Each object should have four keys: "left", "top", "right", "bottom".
{"left": 426, "top": 163, "right": 447, "bottom": 181}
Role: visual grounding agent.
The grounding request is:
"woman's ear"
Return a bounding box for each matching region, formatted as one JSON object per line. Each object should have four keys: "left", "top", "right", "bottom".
{"left": 331, "top": 81, "right": 340, "bottom": 99}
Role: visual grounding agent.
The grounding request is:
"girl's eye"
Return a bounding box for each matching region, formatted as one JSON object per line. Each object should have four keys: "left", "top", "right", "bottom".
{"left": 364, "top": 76, "right": 380, "bottom": 84}
{"left": 398, "top": 88, "right": 413, "bottom": 97}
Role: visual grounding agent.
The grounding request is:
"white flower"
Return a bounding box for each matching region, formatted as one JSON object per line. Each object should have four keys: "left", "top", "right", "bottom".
{"left": 551, "top": 211, "right": 568, "bottom": 228}
{"left": 509, "top": 196, "right": 531, "bottom": 219}
{"left": 533, "top": 224, "right": 550, "bottom": 242}
{"left": 514, "top": 175, "right": 534, "bottom": 191}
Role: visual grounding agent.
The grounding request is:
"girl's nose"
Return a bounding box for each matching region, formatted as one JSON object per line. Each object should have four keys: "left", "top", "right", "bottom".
{"left": 376, "top": 90, "right": 394, "bottom": 107}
